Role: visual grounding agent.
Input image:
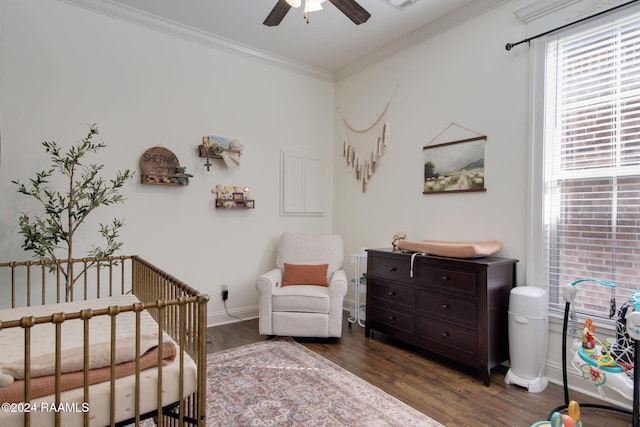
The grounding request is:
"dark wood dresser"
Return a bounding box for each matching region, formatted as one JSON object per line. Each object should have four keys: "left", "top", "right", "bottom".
{"left": 365, "top": 248, "right": 518, "bottom": 386}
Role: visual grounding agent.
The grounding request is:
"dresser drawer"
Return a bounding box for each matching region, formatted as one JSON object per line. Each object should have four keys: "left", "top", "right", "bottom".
{"left": 371, "top": 306, "right": 415, "bottom": 335}
{"left": 366, "top": 249, "right": 518, "bottom": 386}
{"left": 418, "top": 290, "right": 477, "bottom": 327}
{"left": 371, "top": 281, "right": 414, "bottom": 309}
{"left": 418, "top": 317, "right": 477, "bottom": 357}
{"left": 370, "top": 255, "right": 412, "bottom": 282}
{"left": 418, "top": 265, "right": 477, "bottom": 295}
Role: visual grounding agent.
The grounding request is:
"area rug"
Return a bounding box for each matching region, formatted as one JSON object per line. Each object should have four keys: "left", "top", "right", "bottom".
{"left": 205, "top": 337, "right": 443, "bottom": 426}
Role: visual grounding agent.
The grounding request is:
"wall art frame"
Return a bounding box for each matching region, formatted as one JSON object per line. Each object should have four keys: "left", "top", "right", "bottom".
{"left": 423, "top": 136, "right": 487, "bottom": 194}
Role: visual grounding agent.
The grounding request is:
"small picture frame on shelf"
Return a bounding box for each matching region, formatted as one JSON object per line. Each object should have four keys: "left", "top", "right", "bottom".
{"left": 199, "top": 135, "right": 230, "bottom": 158}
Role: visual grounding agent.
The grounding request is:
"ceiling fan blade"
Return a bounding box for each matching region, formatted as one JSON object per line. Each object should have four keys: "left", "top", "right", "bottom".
{"left": 328, "top": 0, "right": 371, "bottom": 25}
{"left": 263, "top": 0, "right": 292, "bottom": 26}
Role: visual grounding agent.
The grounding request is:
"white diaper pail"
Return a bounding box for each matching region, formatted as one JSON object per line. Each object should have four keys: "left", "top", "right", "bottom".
{"left": 504, "top": 286, "right": 549, "bottom": 392}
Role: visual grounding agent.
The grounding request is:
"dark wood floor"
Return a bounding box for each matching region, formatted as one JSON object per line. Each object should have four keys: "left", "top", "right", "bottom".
{"left": 206, "top": 316, "right": 634, "bottom": 427}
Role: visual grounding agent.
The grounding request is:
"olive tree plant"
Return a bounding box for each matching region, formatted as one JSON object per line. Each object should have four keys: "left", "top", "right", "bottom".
{"left": 12, "top": 124, "right": 133, "bottom": 300}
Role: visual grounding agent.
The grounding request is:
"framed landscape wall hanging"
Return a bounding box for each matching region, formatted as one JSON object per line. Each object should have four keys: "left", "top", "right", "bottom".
{"left": 423, "top": 126, "right": 487, "bottom": 194}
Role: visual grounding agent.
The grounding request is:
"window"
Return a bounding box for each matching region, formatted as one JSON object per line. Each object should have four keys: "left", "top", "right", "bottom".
{"left": 541, "top": 9, "right": 640, "bottom": 318}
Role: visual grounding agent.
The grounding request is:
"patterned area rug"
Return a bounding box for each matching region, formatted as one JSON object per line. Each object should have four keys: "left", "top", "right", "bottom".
{"left": 205, "top": 337, "right": 443, "bottom": 426}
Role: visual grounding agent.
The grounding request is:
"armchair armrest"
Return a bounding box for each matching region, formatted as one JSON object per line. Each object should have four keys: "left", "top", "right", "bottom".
{"left": 328, "top": 268, "right": 348, "bottom": 337}
{"left": 256, "top": 268, "right": 283, "bottom": 336}
{"left": 329, "top": 269, "right": 348, "bottom": 298}
{"left": 256, "top": 268, "right": 283, "bottom": 296}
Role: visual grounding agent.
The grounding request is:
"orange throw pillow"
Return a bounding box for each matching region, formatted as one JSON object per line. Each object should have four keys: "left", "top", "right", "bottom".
{"left": 282, "top": 263, "right": 329, "bottom": 287}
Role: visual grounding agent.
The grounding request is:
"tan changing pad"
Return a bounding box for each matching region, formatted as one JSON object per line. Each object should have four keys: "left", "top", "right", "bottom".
{"left": 396, "top": 239, "right": 503, "bottom": 258}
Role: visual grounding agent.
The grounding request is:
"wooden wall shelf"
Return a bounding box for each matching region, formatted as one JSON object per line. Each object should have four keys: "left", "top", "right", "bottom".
{"left": 215, "top": 199, "right": 255, "bottom": 209}
{"left": 141, "top": 174, "right": 190, "bottom": 186}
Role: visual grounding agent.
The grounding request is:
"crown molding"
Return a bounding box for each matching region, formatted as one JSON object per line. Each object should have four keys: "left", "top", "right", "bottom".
{"left": 56, "top": 0, "right": 334, "bottom": 82}
{"left": 334, "top": 0, "right": 510, "bottom": 82}
{"left": 514, "top": 0, "right": 633, "bottom": 22}
{"left": 512, "top": 0, "right": 635, "bottom": 37}
{"left": 513, "top": 0, "right": 582, "bottom": 23}
{"left": 58, "top": 0, "right": 516, "bottom": 83}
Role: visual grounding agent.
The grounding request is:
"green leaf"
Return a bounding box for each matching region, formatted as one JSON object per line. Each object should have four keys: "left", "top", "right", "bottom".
{"left": 12, "top": 124, "right": 132, "bottom": 300}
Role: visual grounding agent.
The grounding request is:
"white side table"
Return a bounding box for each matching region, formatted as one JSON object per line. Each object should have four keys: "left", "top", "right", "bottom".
{"left": 348, "top": 251, "right": 367, "bottom": 328}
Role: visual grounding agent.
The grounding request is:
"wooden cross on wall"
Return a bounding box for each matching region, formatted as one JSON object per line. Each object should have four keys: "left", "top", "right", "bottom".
{"left": 204, "top": 157, "right": 213, "bottom": 171}
{"left": 212, "top": 184, "right": 226, "bottom": 199}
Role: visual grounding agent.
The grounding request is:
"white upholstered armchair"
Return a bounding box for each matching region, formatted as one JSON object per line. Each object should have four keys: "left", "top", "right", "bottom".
{"left": 256, "top": 232, "right": 348, "bottom": 338}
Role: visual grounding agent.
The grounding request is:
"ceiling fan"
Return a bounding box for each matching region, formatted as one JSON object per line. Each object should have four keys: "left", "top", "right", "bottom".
{"left": 263, "top": 0, "right": 371, "bottom": 26}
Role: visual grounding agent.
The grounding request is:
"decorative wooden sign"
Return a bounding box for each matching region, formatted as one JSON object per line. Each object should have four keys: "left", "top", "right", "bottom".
{"left": 140, "top": 146, "right": 190, "bottom": 186}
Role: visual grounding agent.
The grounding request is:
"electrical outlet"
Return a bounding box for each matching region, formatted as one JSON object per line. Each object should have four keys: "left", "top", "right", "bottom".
{"left": 221, "top": 284, "right": 229, "bottom": 301}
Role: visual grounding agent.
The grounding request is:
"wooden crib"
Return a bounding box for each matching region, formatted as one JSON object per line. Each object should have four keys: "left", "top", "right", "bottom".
{"left": 0, "top": 255, "right": 209, "bottom": 427}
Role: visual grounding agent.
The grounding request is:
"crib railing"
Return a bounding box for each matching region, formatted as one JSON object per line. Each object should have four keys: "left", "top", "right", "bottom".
{"left": 0, "top": 255, "right": 133, "bottom": 307}
{"left": 0, "top": 255, "right": 209, "bottom": 427}
{"left": 131, "top": 256, "right": 209, "bottom": 427}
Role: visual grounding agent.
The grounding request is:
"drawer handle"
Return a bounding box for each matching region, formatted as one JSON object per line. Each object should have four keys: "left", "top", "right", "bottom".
{"left": 388, "top": 315, "right": 396, "bottom": 321}
{"left": 441, "top": 275, "right": 449, "bottom": 281}
{"left": 441, "top": 303, "right": 450, "bottom": 310}
{"left": 389, "top": 267, "right": 397, "bottom": 272}
{"left": 441, "top": 331, "right": 450, "bottom": 338}
{"left": 388, "top": 291, "right": 396, "bottom": 296}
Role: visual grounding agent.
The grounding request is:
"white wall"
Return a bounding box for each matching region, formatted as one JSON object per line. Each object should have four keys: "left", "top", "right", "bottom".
{"left": 0, "top": 0, "right": 531, "bottom": 321}
{"left": 333, "top": 2, "right": 529, "bottom": 281}
{"left": 0, "top": 0, "right": 334, "bottom": 322}
{"left": 333, "top": 0, "right": 636, "bottom": 409}
{"left": 1, "top": 0, "right": 623, "bottom": 408}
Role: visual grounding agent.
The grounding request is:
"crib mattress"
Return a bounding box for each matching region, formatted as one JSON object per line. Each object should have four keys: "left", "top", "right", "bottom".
{"left": 0, "top": 294, "right": 197, "bottom": 427}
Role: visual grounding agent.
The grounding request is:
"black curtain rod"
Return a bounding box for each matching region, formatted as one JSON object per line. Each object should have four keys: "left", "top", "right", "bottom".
{"left": 505, "top": 0, "right": 639, "bottom": 51}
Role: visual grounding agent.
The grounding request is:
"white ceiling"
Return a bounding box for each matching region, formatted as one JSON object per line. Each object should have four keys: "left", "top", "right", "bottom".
{"left": 85, "top": 0, "right": 509, "bottom": 77}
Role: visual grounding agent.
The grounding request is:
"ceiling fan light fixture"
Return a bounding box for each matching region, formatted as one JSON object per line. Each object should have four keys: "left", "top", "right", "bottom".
{"left": 302, "top": 0, "right": 326, "bottom": 23}
{"left": 264, "top": 0, "right": 370, "bottom": 27}
{"left": 304, "top": 0, "right": 325, "bottom": 13}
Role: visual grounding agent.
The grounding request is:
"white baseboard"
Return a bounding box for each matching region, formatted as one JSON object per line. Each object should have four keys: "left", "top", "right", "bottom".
{"left": 208, "top": 305, "right": 258, "bottom": 327}
{"left": 208, "top": 302, "right": 354, "bottom": 328}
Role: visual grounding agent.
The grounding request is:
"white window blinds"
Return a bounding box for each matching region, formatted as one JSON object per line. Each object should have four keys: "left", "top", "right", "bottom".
{"left": 544, "top": 10, "right": 640, "bottom": 318}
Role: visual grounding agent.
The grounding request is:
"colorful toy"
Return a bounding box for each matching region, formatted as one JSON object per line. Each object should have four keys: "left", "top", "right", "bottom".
{"left": 573, "top": 314, "right": 631, "bottom": 401}
{"left": 531, "top": 401, "right": 582, "bottom": 427}
{"left": 548, "top": 279, "right": 639, "bottom": 427}
{"left": 581, "top": 319, "right": 596, "bottom": 349}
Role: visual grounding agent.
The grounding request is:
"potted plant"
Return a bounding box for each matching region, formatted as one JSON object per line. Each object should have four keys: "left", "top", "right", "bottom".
{"left": 12, "top": 124, "right": 134, "bottom": 300}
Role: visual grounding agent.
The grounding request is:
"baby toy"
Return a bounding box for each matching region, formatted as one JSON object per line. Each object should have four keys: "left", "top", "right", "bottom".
{"left": 531, "top": 401, "right": 582, "bottom": 427}
{"left": 172, "top": 166, "right": 193, "bottom": 185}
{"left": 581, "top": 319, "right": 596, "bottom": 350}
{"left": 547, "top": 279, "right": 640, "bottom": 427}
